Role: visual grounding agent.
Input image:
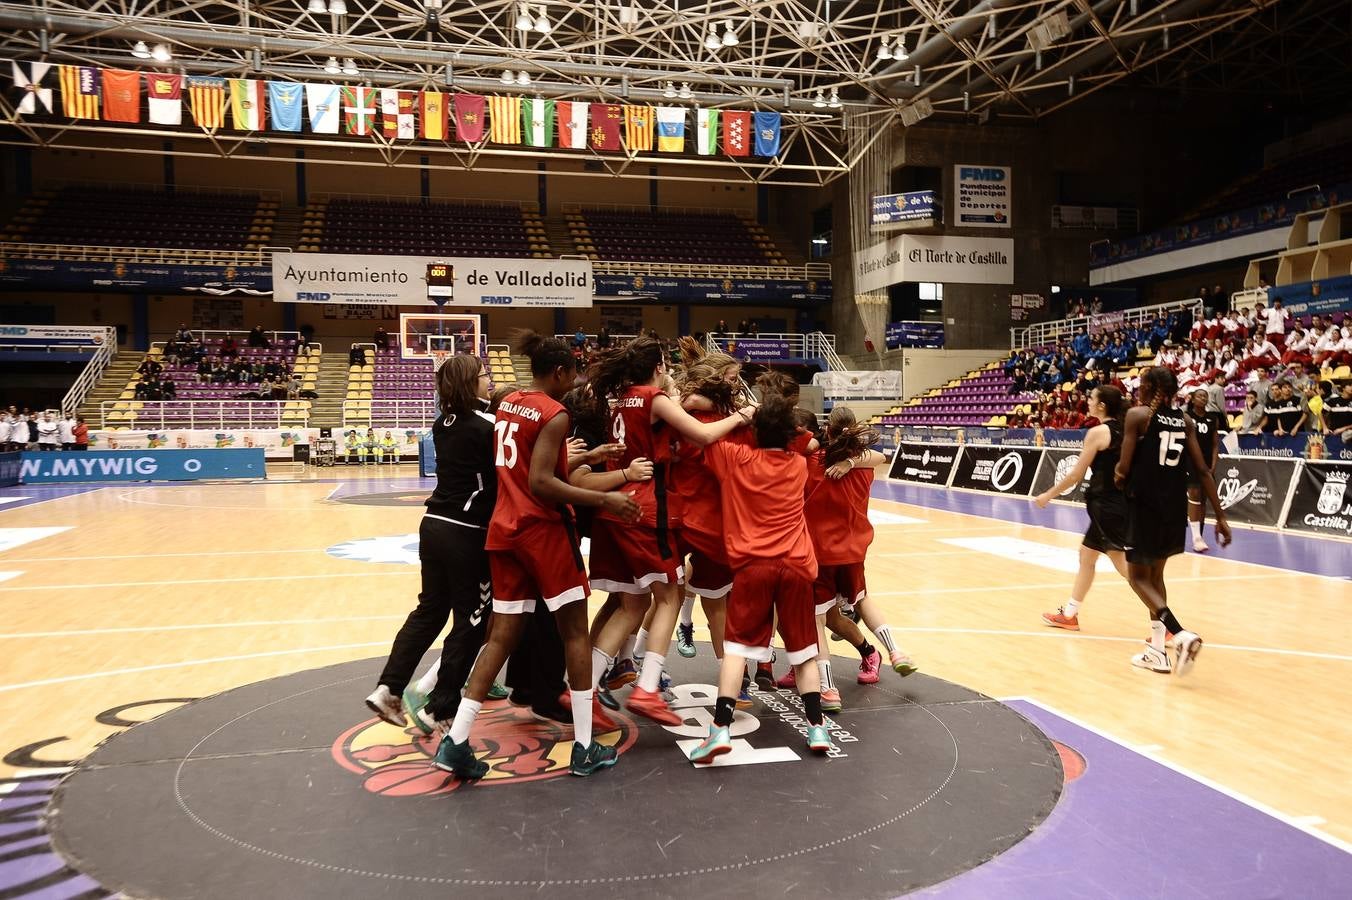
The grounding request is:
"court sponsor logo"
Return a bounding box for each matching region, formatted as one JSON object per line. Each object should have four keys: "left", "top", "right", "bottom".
{"left": 326, "top": 534, "right": 420, "bottom": 565}
{"left": 331, "top": 701, "right": 638, "bottom": 796}
{"left": 989, "top": 451, "right": 1025, "bottom": 492}
{"left": 1053, "top": 454, "right": 1081, "bottom": 495}
{"left": 1316, "top": 470, "right": 1347, "bottom": 515}
{"left": 1217, "top": 467, "right": 1261, "bottom": 511}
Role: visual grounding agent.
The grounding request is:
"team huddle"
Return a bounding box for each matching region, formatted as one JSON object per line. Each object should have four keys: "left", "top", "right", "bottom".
{"left": 364, "top": 331, "right": 912, "bottom": 779}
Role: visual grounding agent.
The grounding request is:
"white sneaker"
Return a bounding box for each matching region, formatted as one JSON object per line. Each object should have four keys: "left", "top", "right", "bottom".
{"left": 365, "top": 685, "right": 406, "bottom": 727}
{"left": 1130, "top": 644, "right": 1172, "bottom": 674}
{"left": 1172, "top": 631, "right": 1203, "bottom": 678}
{"left": 1192, "top": 538, "right": 1210, "bottom": 553}
{"left": 416, "top": 706, "right": 450, "bottom": 735}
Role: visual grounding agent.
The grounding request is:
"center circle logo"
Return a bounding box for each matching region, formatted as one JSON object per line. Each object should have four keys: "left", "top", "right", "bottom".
{"left": 331, "top": 701, "right": 638, "bottom": 797}
{"left": 990, "top": 451, "right": 1024, "bottom": 491}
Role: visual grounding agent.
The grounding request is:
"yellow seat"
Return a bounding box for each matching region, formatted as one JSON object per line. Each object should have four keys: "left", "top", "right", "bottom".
{"left": 1334, "top": 365, "right": 1351, "bottom": 380}
{"left": 1061, "top": 382, "right": 1074, "bottom": 392}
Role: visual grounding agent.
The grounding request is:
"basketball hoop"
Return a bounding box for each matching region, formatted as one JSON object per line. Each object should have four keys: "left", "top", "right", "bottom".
{"left": 431, "top": 349, "right": 450, "bottom": 372}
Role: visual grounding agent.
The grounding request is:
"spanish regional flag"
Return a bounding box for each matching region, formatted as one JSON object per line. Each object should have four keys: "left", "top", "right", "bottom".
{"left": 488, "top": 95, "right": 521, "bottom": 144}
{"left": 556, "top": 101, "right": 588, "bottom": 149}
{"left": 229, "top": 78, "right": 266, "bottom": 130}
{"left": 101, "top": 69, "right": 141, "bottom": 123}
{"left": 420, "top": 91, "right": 447, "bottom": 140}
{"left": 589, "top": 103, "right": 622, "bottom": 151}
{"left": 145, "top": 73, "right": 183, "bottom": 125}
{"left": 722, "top": 109, "right": 751, "bottom": 157}
{"left": 59, "top": 66, "right": 101, "bottom": 119}
{"left": 187, "top": 76, "right": 226, "bottom": 130}
{"left": 623, "top": 105, "right": 654, "bottom": 152}
{"left": 655, "top": 106, "right": 686, "bottom": 152}
{"left": 453, "top": 93, "right": 485, "bottom": 141}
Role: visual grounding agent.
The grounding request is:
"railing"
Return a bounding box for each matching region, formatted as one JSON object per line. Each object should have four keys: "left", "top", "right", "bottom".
{"left": 554, "top": 333, "right": 641, "bottom": 346}
{"left": 0, "top": 242, "right": 279, "bottom": 267}
{"left": 100, "top": 400, "right": 302, "bottom": 430}
{"left": 312, "top": 191, "right": 527, "bottom": 210}
{"left": 702, "top": 332, "right": 837, "bottom": 362}
{"left": 62, "top": 326, "right": 119, "bottom": 415}
{"left": 40, "top": 180, "right": 280, "bottom": 202}
{"left": 807, "top": 332, "right": 846, "bottom": 371}
{"left": 591, "top": 259, "right": 831, "bottom": 281}
{"left": 563, "top": 201, "right": 758, "bottom": 217}
{"left": 1010, "top": 298, "right": 1203, "bottom": 350}
{"left": 1229, "top": 288, "right": 1268, "bottom": 313}
{"left": 342, "top": 399, "right": 438, "bottom": 430}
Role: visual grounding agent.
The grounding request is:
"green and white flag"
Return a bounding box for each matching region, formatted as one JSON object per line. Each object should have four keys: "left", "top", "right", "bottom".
{"left": 695, "top": 108, "right": 719, "bottom": 156}
{"left": 522, "top": 97, "right": 555, "bottom": 148}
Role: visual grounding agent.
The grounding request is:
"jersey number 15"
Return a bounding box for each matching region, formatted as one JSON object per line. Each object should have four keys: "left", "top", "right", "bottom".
{"left": 1158, "top": 431, "right": 1184, "bottom": 468}
{"left": 495, "top": 420, "right": 520, "bottom": 469}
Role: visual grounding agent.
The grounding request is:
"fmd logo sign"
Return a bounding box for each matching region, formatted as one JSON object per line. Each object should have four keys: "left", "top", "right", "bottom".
{"left": 959, "top": 167, "right": 1006, "bottom": 181}
{"left": 482, "top": 296, "right": 514, "bottom": 305}
{"left": 297, "top": 292, "right": 332, "bottom": 301}
{"left": 0, "top": 326, "right": 29, "bottom": 336}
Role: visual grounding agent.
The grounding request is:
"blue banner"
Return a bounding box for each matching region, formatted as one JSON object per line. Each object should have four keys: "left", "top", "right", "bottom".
{"left": 1263, "top": 275, "right": 1352, "bottom": 318}
{"left": 593, "top": 274, "right": 830, "bottom": 305}
{"left": 0, "top": 257, "right": 271, "bottom": 294}
{"left": 0, "top": 451, "right": 19, "bottom": 487}
{"left": 872, "top": 191, "right": 940, "bottom": 227}
{"left": 885, "top": 321, "right": 945, "bottom": 348}
{"left": 19, "top": 449, "right": 266, "bottom": 483}
{"left": 753, "top": 111, "right": 781, "bottom": 157}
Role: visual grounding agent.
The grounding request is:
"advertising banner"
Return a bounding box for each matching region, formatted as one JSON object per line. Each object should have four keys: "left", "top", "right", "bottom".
{"left": 855, "top": 234, "right": 1014, "bottom": 293}
{"left": 954, "top": 164, "right": 1012, "bottom": 228}
{"left": 1263, "top": 275, "right": 1352, "bottom": 319}
{"left": 0, "top": 258, "right": 271, "bottom": 295}
{"left": 871, "top": 191, "right": 940, "bottom": 230}
{"left": 885, "top": 321, "right": 945, "bottom": 348}
{"left": 1282, "top": 461, "right": 1352, "bottom": 538}
{"left": 0, "top": 324, "right": 112, "bottom": 347}
{"left": 1233, "top": 432, "right": 1351, "bottom": 460}
{"left": 950, "top": 445, "right": 1042, "bottom": 496}
{"left": 0, "top": 450, "right": 18, "bottom": 487}
{"left": 811, "top": 371, "right": 904, "bottom": 397}
{"left": 1214, "top": 456, "right": 1299, "bottom": 527}
{"left": 729, "top": 339, "right": 791, "bottom": 362}
{"left": 88, "top": 427, "right": 428, "bottom": 459}
{"left": 19, "top": 449, "right": 266, "bottom": 483}
{"left": 888, "top": 441, "right": 961, "bottom": 485}
{"left": 592, "top": 274, "right": 831, "bottom": 305}
{"left": 1031, "top": 449, "right": 1088, "bottom": 504}
{"left": 1009, "top": 294, "right": 1047, "bottom": 323}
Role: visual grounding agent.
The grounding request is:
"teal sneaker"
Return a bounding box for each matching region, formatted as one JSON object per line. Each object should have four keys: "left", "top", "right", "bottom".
{"left": 689, "top": 725, "right": 732, "bottom": 765}
{"left": 570, "top": 740, "right": 618, "bottom": 776}
{"left": 403, "top": 685, "right": 431, "bottom": 735}
{"left": 807, "top": 724, "right": 836, "bottom": 754}
{"left": 431, "top": 735, "right": 488, "bottom": 779}
{"left": 486, "top": 682, "right": 510, "bottom": 701}
{"left": 676, "top": 623, "right": 697, "bottom": 658}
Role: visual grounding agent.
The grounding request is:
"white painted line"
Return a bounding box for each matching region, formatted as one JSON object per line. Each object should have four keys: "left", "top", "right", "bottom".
{"left": 867, "top": 509, "right": 926, "bottom": 526}
{"left": 939, "top": 536, "right": 1117, "bottom": 574}
{"left": 0, "top": 641, "right": 389, "bottom": 694}
{"left": 1294, "top": 816, "right": 1328, "bottom": 827}
{"left": 0, "top": 547, "right": 326, "bottom": 563}
{"left": 0, "top": 572, "right": 20, "bottom": 584}
{"left": 1003, "top": 695, "right": 1352, "bottom": 856}
{"left": 0, "top": 571, "right": 412, "bottom": 591}
{"left": 0, "top": 526, "right": 72, "bottom": 553}
{"left": 0, "top": 767, "right": 71, "bottom": 780}
{"left": 0, "top": 614, "right": 405, "bottom": 639}
{"left": 0, "top": 496, "right": 32, "bottom": 506}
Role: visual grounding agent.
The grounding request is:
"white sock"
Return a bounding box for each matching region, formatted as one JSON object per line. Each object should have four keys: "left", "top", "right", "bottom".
{"left": 1189, "top": 521, "right": 1203, "bottom": 542}
{"left": 590, "top": 647, "right": 615, "bottom": 690}
{"left": 1064, "top": 598, "right": 1081, "bottom": 618}
{"left": 817, "top": 659, "right": 835, "bottom": 692}
{"left": 571, "top": 689, "right": 594, "bottom": 747}
{"left": 634, "top": 627, "right": 650, "bottom": 661}
{"left": 1149, "top": 620, "right": 1167, "bottom": 651}
{"left": 637, "top": 652, "right": 665, "bottom": 692}
{"left": 875, "top": 625, "right": 897, "bottom": 655}
{"left": 620, "top": 634, "right": 637, "bottom": 663}
{"left": 415, "top": 662, "right": 439, "bottom": 695}
{"left": 679, "top": 594, "right": 696, "bottom": 627}
{"left": 447, "top": 698, "right": 481, "bottom": 744}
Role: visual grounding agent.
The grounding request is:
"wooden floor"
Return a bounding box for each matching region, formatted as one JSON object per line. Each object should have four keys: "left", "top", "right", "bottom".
{"left": 1, "top": 468, "right": 1349, "bottom": 847}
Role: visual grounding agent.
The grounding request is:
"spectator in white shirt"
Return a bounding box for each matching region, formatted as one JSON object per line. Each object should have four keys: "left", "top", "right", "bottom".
{"left": 36, "top": 412, "right": 59, "bottom": 451}
{"left": 1240, "top": 330, "right": 1279, "bottom": 374}
{"left": 1280, "top": 326, "right": 1313, "bottom": 366}
{"left": 1313, "top": 326, "right": 1352, "bottom": 369}
{"left": 57, "top": 412, "right": 77, "bottom": 450}
{"left": 1263, "top": 298, "right": 1289, "bottom": 337}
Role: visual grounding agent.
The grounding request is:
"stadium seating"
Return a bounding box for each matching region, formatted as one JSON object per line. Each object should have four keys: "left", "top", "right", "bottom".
{"left": 567, "top": 207, "right": 787, "bottom": 266}
{"left": 1, "top": 187, "right": 275, "bottom": 250}
{"left": 1189, "top": 141, "right": 1352, "bottom": 220}
{"left": 299, "top": 198, "right": 550, "bottom": 257}
{"left": 879, "top": 364, "right": 1021, "bottom": 427}
{"left": 343, "top": 341, "right": 516, "bottom": 430}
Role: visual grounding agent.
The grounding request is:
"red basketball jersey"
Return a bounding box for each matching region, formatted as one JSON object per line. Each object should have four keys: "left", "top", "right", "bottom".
{"left": 486, "top": 389, "right": 571, "bottom": 550}
{"left": 704, "top": 441, "right": 816, "bottom": 580}
{"left": 600, "top": 384, "right": 678, "bottom": 528}
{"left": 671, "top": 408, "right": 724, "bottom": 537}
{"left": 804, "top": 451, "right": 875, "bottom": 565}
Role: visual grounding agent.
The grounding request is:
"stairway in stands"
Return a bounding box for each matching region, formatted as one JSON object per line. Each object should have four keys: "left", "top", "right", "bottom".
{"left": 308, "top": 350, "right": 352, "bottom": 429}
{"left": 541, "top": 214, "right": 573, "bottom": 257}
{"left": 77, "top": 354, "right": 143, "bottom": 426}
{"left": 268, "top": 207, "right": 304, "bottom": 251}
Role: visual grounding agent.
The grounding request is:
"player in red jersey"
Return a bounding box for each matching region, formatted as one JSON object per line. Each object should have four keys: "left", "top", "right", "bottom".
{"left": 434, "top": 332, "right": 642, "bottom": 780}
{"left": 688, "top": 392, "right": 836, "bottom": 762}
{"left": 585, "top": 336, "right": 752, "bottom": 725}
{"left": 788, "top": 407, "right": 914, "bottom": 712}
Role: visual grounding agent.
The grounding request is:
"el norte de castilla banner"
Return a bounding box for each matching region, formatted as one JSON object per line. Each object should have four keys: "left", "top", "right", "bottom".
{"left": 272, "top": 253, "right": 595, "bottom": 307}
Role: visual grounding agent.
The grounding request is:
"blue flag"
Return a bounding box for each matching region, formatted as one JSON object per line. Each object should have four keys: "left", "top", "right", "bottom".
{"left": 267, "top": 81, "right": 304, "bottom": 132}
{"left": 753, "top": 111, "right": 781, "bottom": 156}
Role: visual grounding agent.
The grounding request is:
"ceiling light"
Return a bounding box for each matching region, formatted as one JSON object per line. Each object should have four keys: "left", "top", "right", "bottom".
{"left": 327, "top": 0, "right": 347, "bottom": 14}
{"left": 131, "top": 40, "right": 151, "bottom": 59}
{"left": 1162, "top": 25, "right": 1170, "bottom": 49}
{"left": 1068, "top": 75, "right": 1075, "bottom": 96}
{"left": 663, "top": 81, "right": 676, "bottom": 98}
{"left": 534, "top": 7, "right": 551, "bottom": 33}
{"left": 515, "top": 3, "right": 533, "bottom": 31}
{"left": 342, "top": 58, "right": 359, "bottom": 76}
{"left": 894, "top": 38, "right": 909, "bottom": 61}
{"left": 323, "top": 56, "right": 341, "bottom": 74}
{"left": 307, "top": 0, "right": 326, "bottom": 12}
{"left": 986, "top": 17, "right": 996, "bottom": 39}
{"left": 151, "top": 43, "right": 172, "bottom": 63}
{"left": 425, "top": 0, "right": 442, "bottom": 8}
{"left": 813, "top": 89, "right": 826, "bottom": 109}
{"left": 516, "top": 70, "right": 531, "bottom": 86}
{"left": 501, "top": 69, "right": 515, "bottom": 85}
{"left": 678, "top": 82, "right": 692, "bottom": 100}
{"left": 828, "top": 88, "right": 841, "bottom": 109}
{"left": 704, "top": 25, "right": 721, "bottom": 51}
{"left": 876, "top": 38, "right": 892, "bottom": 61}
{"left": 963, "top": 91, "right": 970, "bottom": 111}
{"left": 722, "top": 22, "right": 739, "bottom": 46}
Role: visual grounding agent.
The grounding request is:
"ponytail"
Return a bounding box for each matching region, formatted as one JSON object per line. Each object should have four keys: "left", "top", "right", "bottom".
{"left": 821, "top": 406, "right": 881, "bottom": 468}
{"left": 588, "top": 336, "right": 665, "bottom": 406}
{"left": 511, "top": 329, "right": 574, "bottom": 377}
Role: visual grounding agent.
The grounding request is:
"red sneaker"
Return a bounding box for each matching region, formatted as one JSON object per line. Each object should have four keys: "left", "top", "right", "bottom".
{"left": 1041, "top": 608, "right": 1080, "bottom": 631}
{"left": 557, "top": 692, "right": 618, "bottom": 734}
{"left": 626, "top": 686, "right": 682, "bottom": 725}
{"left": 775, "top": 668, "right": 797, "bottom": 689}
{"left": 857, "top": 648, "right": 882, "bottom": 684}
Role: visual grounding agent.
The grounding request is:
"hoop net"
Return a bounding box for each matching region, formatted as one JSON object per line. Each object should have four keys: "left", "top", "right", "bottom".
{"left": 431, "top": 349, "right": 450, "bottom": 372}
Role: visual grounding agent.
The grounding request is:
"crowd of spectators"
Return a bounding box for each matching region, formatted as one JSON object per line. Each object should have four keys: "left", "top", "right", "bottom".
{"left": 0, "top": 407, "right": 87, "bottom": 451}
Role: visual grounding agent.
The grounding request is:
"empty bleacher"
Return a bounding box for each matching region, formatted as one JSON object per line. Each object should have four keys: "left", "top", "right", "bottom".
{"left": 1, "top": 186, "right": 275, "bottom": 250}
{"left": 566, "top": 206, "right": 787, "bottom": 266}
{"left": 879, "top": 364, "right": 1023, "bottom": 428}
{"left": 342, "top": 341, "right": 517, "bottom": 430}
{"left": 1190, "top": 141, "right": 1352, "bottom": 221}
{"left": 299, "top": 197, "right": 550, "bottom": 257}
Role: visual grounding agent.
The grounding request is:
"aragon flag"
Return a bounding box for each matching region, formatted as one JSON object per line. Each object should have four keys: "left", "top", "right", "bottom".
{"left": 623, "top": 105, "right": 654, "bottom": 152}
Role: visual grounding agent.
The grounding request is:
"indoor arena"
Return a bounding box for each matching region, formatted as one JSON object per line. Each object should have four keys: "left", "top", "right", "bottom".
{"left": 0, "top": 1, "right": 1349, "bottom": 898}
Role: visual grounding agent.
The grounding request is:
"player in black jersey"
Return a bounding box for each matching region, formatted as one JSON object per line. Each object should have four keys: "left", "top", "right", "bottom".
{"left": 1115, "top": 367, "right": 1231, "bottom": 677}
{"left": 1185, "top": 389, "right": 1226, "bottom": 553}
{"left": 1035, "top": 386, "right": 1131, "bottom": 632}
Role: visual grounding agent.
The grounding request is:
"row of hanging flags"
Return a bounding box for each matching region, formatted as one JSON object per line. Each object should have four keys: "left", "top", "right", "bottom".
{"left": 10, "top": 62, "right": 784, "bottom": 157}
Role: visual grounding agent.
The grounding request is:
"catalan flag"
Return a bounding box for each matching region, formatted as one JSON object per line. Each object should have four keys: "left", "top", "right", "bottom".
{"left": 488, "top": 95, "right": 521, "bottom": 144}
{"left": 59, "top": 65, "right": 101, "bottom": 119}
{"left": 187, "top": 76, "right": 226, "bottom": 130}
{"left": 623, "top": 105, "right": 654, "bottom": 152}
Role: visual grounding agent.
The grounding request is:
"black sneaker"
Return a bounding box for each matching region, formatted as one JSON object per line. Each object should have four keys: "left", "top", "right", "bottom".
{"left": 570, "top": 740, "right": 618, "bottom": 776}
{"left": 431, "top": 735, "right": 488, "bottom": 779}
{"left": 597, "top": 686, "right": 620, "bottom": 710}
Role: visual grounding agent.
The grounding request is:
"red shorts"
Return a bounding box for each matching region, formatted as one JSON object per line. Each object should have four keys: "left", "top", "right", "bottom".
{"left": 812, "top": 563, "right": 868, "bottom": 615}
{"left": 676, "top": 527, "right": 733, "bottom": 600}
{"left": 587, "top": 518, "right": 683, "bottom": 594}
{"left": 724, "top": 561, "right": 818, "bottom": 666}
{"left": 488, "top": 522, "right": 589, "bottom": 614}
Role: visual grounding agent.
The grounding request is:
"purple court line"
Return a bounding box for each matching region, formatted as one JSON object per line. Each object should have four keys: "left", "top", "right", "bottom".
{"left": 872, "top": 480, "right": 1351, "bottom": 580}
{"left": 914, "top": 699, "right": 1352, "bottom": 899}
{"left": 0, "top": 775, "right": 107, "bottom": 900}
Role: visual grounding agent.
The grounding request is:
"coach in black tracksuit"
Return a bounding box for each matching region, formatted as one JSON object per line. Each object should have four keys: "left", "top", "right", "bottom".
{"left": 373, "top": 355, "right": 496, "bottom": 723}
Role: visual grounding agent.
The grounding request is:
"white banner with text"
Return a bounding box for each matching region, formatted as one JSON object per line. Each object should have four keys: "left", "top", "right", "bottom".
{"left": 855, "top": 235, "right": 1014, "bottom": 293}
